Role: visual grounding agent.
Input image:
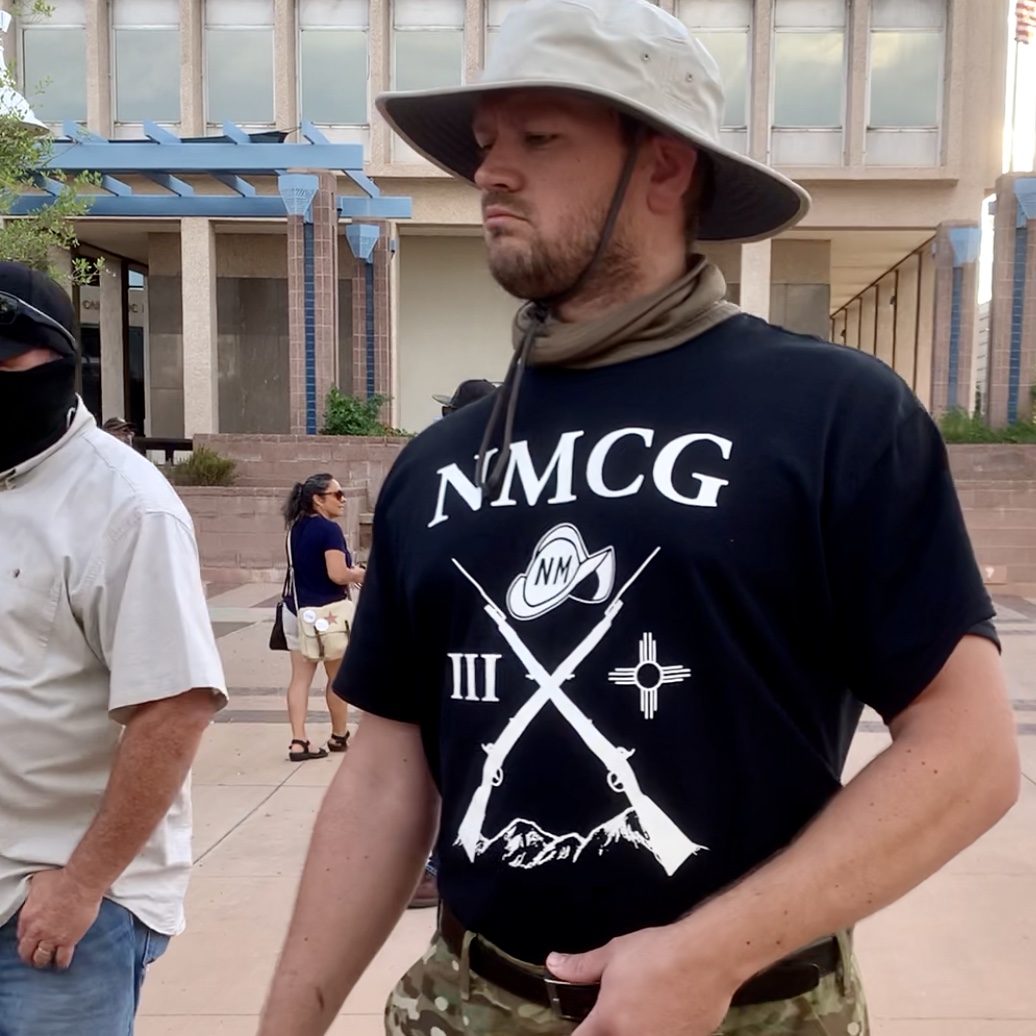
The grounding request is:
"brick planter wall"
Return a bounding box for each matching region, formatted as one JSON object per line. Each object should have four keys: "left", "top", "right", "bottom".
{"left": 177, "top": 485, "right": 366, "bottom": 585}
{"left": 948, "top": 444, "right": 1036, "bottom": 586}
{"left": 176, "top": 440, "right": 1036, "bottom": 589}
{"left": 194, "top": 434, "right": 409, "bottom": 503}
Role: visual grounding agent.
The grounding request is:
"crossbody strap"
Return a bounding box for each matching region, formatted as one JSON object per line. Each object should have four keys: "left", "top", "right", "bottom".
{"left": 285, "top": 521, "right": 299, "bottom": 614}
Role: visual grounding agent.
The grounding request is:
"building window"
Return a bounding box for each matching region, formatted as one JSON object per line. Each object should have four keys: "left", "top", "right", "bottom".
{"left": 678, "top": 0, "right": 750, "bottom": 131}
{"left": 393, "top": 0, "right": 464, "bottom": 93}
{"left": 300, "top": 0, "right": 369, "bottom": 125}
{"left": 19, "top": 0, "right": 87, "bottom": 124}
{"left": 772, "top": 0, "right": 846, "bottom": 165}
{"left": 112, "top": 0, "right": 180, "bottom": 125}
{"left": 205, "top": 0, "right": 274, "bottom": 127}
{"left": 773, "top": 0, "right": 845, "bottom": 128}
{"left": 869, "top": 0, "right": 944, "bottom": 128}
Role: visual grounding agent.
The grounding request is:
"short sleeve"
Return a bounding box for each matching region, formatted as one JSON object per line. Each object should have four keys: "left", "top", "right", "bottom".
{"left": 317, "top": 517, "right": 348, "bottom": 553}
{"left": 826, "top": 407, "right": 996, "bottom": 722}
{"left": 332, "top": 505, "right": 419, "bottom": 723}
{"left": 78, "top": 510, "right": 228, "bottom": 723}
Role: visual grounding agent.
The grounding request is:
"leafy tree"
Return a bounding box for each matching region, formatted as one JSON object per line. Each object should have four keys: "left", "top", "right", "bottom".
{"left": 0, "top": 1, "right": 99, "bottom": 281}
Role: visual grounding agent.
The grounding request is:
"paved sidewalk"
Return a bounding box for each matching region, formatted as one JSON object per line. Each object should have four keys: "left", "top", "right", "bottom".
{"left": 135, "top": 585, "right": 1036, "bottom": 1035}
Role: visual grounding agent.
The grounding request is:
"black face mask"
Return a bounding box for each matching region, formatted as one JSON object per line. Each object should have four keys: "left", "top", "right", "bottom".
{"left": 0, "top": 356, "right": 78, "bottom": 473}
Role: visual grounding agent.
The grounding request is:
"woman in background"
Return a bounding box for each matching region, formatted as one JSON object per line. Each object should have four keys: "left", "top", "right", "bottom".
{"left": 281, "top": 473, "right": 365, "bottom": 761}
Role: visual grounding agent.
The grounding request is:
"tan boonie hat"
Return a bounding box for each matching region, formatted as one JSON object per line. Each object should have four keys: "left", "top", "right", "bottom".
{"left": 376, "top": 0, "right": 811, "bottom": 243}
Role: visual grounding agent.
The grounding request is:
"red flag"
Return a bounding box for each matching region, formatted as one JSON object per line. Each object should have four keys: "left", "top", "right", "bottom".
{"left": 1019, "top": 0, "right": 1036, "bottom": 43}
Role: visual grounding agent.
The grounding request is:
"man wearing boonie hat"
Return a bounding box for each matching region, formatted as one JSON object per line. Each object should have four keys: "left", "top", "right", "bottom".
{"left": 259, "top": 1, "right": 1019, "bottom": 1033}
{"left": 0, "top": 262, "right": 227, "bottom": 1034}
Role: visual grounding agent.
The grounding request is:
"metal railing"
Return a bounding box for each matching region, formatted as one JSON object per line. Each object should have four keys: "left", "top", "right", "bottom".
{"left": 132, "top": 437, "right": 194, "bottom": 465}
{"left": 829, "top": 237, "right": 935, "bottom": 397}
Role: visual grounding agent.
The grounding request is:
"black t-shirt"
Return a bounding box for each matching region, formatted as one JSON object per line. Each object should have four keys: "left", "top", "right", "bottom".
{"left": 285, "top": 515, "right": 352, "bottom": 614}
{"left": 334, "top": 314, "right": 996, "bottom": 963}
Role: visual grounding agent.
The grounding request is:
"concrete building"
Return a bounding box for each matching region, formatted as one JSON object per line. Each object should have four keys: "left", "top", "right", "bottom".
{"left": 7, "top": 0, "right": 1010, "bottom": 434}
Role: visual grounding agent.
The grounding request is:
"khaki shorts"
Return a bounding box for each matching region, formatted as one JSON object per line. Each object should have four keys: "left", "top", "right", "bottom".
{"left": 282, "top": 607, "right": 301, "bottom": 653}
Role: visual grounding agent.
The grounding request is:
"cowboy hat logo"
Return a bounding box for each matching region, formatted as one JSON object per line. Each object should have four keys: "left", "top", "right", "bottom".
{"left": 506, "top": 523, "right": 616, "bottom": 621}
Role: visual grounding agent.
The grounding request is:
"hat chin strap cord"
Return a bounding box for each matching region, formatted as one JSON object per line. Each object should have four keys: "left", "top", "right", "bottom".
{"left": 476, "top": 126, "right": 646, "bottom": 501}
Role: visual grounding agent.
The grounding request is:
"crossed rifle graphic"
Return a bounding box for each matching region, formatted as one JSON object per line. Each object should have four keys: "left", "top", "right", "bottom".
{"left": 452, "top": 550, "right": 703, "bottom": 877}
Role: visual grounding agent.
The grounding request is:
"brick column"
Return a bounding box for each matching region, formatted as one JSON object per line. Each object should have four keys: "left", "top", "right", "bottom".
{"left": 988, "top": 175, "right": 1036, "bottom": 427}
{"left": 929, "top": 223, "right": 981, "bottom": 418}
{"left": 313, "top": 173, "right": 340, "bottom": 423}
{"left": 287, "top": 174, "right": 340, "bottom": 434}
{"left": 915, "top": 243, "right": 937, "bottom": 411}
{"left": 349, "top": 221, "right": 394, "bottom": 414}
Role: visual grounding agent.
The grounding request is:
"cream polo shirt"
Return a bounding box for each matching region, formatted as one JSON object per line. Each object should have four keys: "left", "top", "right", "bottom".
{"left": 0, "top": 404, "right": 227, "bottom": 935}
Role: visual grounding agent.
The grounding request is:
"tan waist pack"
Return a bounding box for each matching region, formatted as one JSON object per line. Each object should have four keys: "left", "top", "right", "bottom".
{"left": 295, "top": 599, "right": 354, "bottom": 661}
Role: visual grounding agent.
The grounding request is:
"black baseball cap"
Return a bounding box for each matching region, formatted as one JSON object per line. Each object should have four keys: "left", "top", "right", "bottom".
{"left": 433, "top": 379, "right": 497, "bottom": 411}
{"left": 0, "top": 262, "right": 78, "bottom": 362}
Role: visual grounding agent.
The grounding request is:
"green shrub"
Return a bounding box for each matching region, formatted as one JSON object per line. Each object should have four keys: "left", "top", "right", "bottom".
{"left": 938, "top": 407, "right": 1036, "bottom": 444}
{"left": 320, "top": 387, "right": 411, "bottom": 437}
{"left": 168, "top": 446, "right": 238, "bottom": 486}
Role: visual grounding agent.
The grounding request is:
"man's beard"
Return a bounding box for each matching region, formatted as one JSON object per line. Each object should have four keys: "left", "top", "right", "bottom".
{"left": 484, "top": 201, "right": 638, "bottom": 304}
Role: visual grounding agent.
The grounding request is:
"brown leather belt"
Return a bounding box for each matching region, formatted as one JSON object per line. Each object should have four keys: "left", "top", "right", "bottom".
{"left": 440, "top": 903, "right": 841, "bottom": 1023}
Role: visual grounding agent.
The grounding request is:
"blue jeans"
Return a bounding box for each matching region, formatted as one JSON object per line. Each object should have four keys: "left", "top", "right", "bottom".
{"left": 0, "top": 897, "right": 170, "bottom": 1036}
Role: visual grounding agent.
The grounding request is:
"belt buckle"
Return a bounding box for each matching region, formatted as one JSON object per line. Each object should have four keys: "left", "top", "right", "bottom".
{"left": 544, "top": 977, "right": 598, "bottom": 1022}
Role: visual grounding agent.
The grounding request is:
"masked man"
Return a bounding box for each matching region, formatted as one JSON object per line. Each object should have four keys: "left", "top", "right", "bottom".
{"left": 0, "top": 262, "right": 227, "bottom": 1035}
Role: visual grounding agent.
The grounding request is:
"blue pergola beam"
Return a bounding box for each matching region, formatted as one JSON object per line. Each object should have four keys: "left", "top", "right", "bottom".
{"left": 221, "top": 121, "right": 252, "bottom": 145}
{"left": 211, "top": 173, "right": 256, "bottom": 197}
{"left": 100, "top": 175, "right": 131, "bottom": 196}
{"left": 31, "top": 172, "right": 65, "bottom": 196}
{"left": 16, "top": 124, "right": 412, "bottom": 221}
{"left": 338, "top": 196, "right": 412, "bottom": 219}
{"left": 61, "top": 122, "right": 106, "bottom": 143}
{"left": 345, "top": 170, "right": 381, "bottom": 199}
{"left": 9, "top": 194, "right": 412, "bottom": 219}
{"left": 297, "top": 120, "right": 381, "bottom": 198}
{"left": 43, "top": 141, "right": 366, "bottom": 176}
{"left": 143, "top": 121, "right": 181, "bottom": 145}
{"left": 301, "top": 120, "right": 330, "bottom": 146}
{"left": 142, "top": 172, "right": 195, "bottom": 196}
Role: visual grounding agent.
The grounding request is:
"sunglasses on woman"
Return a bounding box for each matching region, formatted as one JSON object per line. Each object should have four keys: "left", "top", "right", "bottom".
{"left": 322, "top": 489, "right": 346, "bottom": 501}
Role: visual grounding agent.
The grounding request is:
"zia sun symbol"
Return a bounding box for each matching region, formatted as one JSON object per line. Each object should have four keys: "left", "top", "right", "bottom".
{"left": 607, "top": 633, "right": 691, "bottom": 720}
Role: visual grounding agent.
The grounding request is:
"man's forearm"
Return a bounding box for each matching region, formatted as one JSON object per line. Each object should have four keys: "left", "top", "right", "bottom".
{"left": 683, "top": 640, "right": 1020, "bottom": 984}
{"left": 258, "top": 718, "right": 439, "bottom": 1036}
{"left": 64, "top": 689, "right": 218, "bottom": 896}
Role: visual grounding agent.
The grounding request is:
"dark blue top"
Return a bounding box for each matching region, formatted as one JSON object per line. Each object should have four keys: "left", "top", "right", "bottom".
{"left": 285, "top": 515, "right": 352, "bottom": 614}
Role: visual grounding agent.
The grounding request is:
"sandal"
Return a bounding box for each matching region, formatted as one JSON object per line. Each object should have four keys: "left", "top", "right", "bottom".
{"left": 289, "top": 738, "right": 329, "bottom": 762}
{"left": 328, "top": 732, "right": 351, "bottom": 753}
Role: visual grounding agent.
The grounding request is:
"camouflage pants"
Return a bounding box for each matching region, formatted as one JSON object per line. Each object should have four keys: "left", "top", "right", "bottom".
{"left": 385, "top": 931, "right": 869, "bottom": 1036}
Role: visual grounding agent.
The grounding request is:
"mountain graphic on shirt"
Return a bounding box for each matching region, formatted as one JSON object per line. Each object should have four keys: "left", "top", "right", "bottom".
{"left": 477, "top": 808, "right": 667, "bottom": 869}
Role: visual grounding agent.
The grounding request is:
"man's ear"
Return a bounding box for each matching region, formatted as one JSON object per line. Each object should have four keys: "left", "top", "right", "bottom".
{"left": 645, "top": 137, "right": 699, "bottom": 217}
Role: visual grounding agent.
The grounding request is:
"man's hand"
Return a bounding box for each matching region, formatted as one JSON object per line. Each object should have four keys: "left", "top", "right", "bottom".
{"left": 547, "top": 924, "right": 740, "bottom": 1036}
{"left": 16, "top": 868, "right": 104, "bottom": 970}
